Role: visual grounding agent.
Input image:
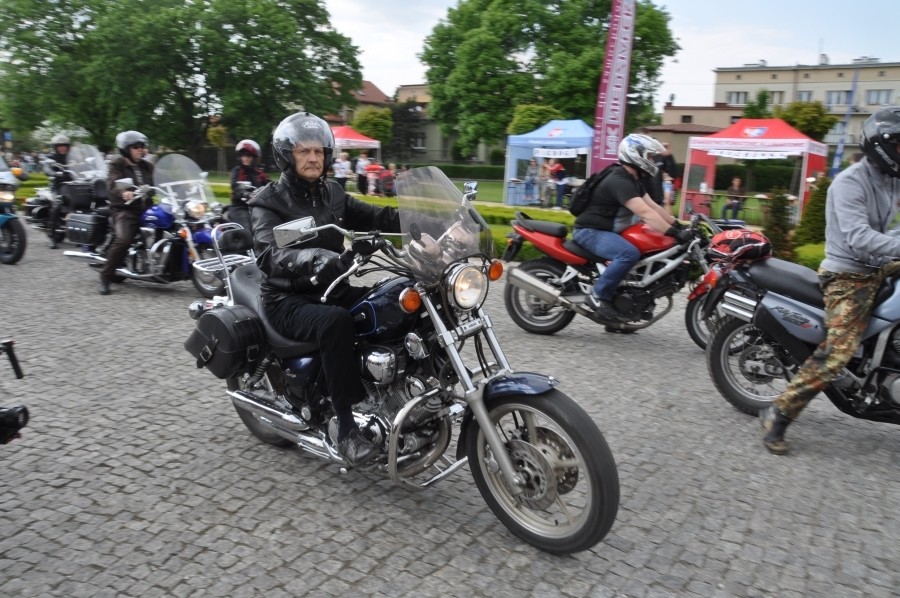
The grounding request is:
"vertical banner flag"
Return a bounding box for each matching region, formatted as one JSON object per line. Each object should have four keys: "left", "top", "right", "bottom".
{"left": 590, "top": 0, "right": 636, "bottom": 173}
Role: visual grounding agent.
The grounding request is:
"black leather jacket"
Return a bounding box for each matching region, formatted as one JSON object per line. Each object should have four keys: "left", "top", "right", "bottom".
{"left": 248, "top": 173, "right": 400, "bottom": 302}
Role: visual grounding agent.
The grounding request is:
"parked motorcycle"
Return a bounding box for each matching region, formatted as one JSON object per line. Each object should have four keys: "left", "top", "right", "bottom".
{"left": 184, "top": 167, "right": 620, "bottom": 554}
{"left": 702, "top": 255, "right": 900, "bottom": 428}
{"left": 1, "top": 337, "right": 29, "bottom": 444}
{"left": 24, "top": 143, "right": 108, "bottom": 246}
{"left": 502, "top": 211, "right": 721, "bottom": 342}
{"left": 63, "top": 153, "right": 232, "bottom": 298}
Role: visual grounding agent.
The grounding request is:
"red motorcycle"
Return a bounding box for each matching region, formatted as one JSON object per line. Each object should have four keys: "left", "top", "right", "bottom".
{"left": 502, "top": 211, "right": 719, "bottom": 344}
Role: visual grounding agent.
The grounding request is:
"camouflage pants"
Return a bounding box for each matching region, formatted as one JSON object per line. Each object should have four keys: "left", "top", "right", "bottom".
{"left": 774, "top": 264, "right": 900, "bottom": 419}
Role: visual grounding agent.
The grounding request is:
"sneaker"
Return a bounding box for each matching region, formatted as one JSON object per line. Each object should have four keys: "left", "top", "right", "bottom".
{"left": 337, "top": 428, "right": 377, "bottom": 466}
{"left": 98, "top": 280, "right": 111, "bottom": 295}
{"left": 585, "top": 294, "right": 625, "bottom": 322}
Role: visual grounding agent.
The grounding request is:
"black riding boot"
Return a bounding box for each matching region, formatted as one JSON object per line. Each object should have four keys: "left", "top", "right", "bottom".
{"left": 760, "top": 405, "right": 792, "bottom": 455}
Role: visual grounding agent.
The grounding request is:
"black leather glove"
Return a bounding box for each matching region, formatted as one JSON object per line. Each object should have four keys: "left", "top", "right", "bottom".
{"left": 665, "top": 225, "right": 694, "bottom": 243}
{"left": 311, "top": 253, "right": 351, "bottom": 287}
{"left": 671, "top": 219, "right": 687, "bottom": 230}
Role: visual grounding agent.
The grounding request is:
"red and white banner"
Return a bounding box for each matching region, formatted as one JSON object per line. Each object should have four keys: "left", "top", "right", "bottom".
{"left": 590, "top": 0, "right": 636, "bottom": 173}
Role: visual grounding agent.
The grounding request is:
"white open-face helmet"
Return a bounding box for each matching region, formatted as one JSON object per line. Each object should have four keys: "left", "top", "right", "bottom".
{"left": 618, "top": 133, "right": 666, "bottom": 178}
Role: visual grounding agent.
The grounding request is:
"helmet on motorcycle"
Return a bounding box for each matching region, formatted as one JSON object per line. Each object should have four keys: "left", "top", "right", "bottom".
{"left": 618, "top": 133, "right": 666, "bottom": 178}
{"left": 235, "top": 139, "right": 261, "bottom": 158}
{"left": 271, "top": 112, "right": 334, "bottom": 175}
{"left": 707, "top": 229, "right": 772, "bottom": 263}
{"left": 50, "top": 134, "right": 70, "bottom": 150}
{"left": 860, "top": 106, "right": 900, "bottom": 177}
{"left": 115, "top": 130, "right": 149, "bottom": 158}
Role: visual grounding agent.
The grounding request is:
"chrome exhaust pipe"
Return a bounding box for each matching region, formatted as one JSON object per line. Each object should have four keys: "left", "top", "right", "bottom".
{"left": 506, "top": 267, "right": 593, "bottom": 316}
{"left": 63, "top": 250, "right": 106, "bottom": 262}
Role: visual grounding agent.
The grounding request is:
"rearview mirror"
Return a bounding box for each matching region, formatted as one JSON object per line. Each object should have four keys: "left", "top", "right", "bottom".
{"left": 274, "top": 216, "right": 317, "bottom": 247}
{"left": 114, "top": 178, "right": 134, "bottom": 189}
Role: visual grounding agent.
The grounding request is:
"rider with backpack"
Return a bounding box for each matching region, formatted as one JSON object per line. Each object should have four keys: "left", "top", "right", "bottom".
{"left": 571, "top": 133, "right": 692, "bottom": 322}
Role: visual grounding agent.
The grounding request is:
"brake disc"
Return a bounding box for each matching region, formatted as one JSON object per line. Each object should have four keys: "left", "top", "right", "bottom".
{"left": 507, "top": 439, "right": 557, "bottom": 510}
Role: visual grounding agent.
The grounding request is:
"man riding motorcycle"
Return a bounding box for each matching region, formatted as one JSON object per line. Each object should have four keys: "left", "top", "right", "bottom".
{"left": 247, "top": 112, "right": 401, "bottom": 466}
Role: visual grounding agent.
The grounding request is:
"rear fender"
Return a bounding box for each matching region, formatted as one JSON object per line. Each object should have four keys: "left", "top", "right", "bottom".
{"left": 455, "top": 372, "right": 558, "bottom": 460}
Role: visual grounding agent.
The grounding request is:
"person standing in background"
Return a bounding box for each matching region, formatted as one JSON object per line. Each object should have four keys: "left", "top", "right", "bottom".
{"left": 332, "top": 151, "right": 351, "bottom": 191}
{"left": 355, "top": 151, "right": 370, "bottom": 195}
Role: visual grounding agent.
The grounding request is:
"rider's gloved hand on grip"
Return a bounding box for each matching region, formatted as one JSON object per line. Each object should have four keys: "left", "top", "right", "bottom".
{"left": 665, "top": 225, "right": 693, "bottom": 243}
{"left": 312, "top": 253, "right": 350, "bottom": 287}
{"left": 671, "top": 219, "right": 687, "bottom": 230}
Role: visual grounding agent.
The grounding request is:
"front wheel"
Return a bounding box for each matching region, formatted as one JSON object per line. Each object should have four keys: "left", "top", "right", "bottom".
{"left": 0, "top": 218, "right": 27, "bottom": 264}
{"left": 503, "top": 259, "right": 576, "bottom": 334}
{"left": 227, "top": 375, "right": 293, "bottom": 447}
{"left": 191, "top": 243, "right": 225, "bottom": 298}
{"left": 706, "top": 317, "right": 795, "bottom": 415}
{"left": 465, "top": 391, "right": 619, "bottom": 554}
{"left": 684, "top": 294, "right": 720, "bottom": 349}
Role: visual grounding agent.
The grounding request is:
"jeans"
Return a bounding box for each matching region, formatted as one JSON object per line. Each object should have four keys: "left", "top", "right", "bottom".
{"left": 556, "top": 183, "right": 566, "bottom": 207}
{"left": 721, "top": 201, "right": 741, "bottom": 220}
{"left": 572, "top": 227, "right": 640, "bottom": 302}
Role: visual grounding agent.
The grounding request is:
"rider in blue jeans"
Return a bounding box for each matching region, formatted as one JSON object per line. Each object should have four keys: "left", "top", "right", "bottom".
{"left": 572, "top": 133, "right": 692, "bottom": 323}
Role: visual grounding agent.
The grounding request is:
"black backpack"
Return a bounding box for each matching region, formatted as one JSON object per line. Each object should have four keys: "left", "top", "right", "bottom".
{"left": 569, "top": 164, "right": 617, "bottom": 216}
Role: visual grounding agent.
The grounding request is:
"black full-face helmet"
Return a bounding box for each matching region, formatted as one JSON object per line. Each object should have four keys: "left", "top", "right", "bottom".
{"left": 860, "top": 107, "right": 900, "bottom": 177}
{"left": 271, "top": 112, "right": 334, "bottom": 176}
{"left": 115, "top": 130, "right": 149, "bottom": 158}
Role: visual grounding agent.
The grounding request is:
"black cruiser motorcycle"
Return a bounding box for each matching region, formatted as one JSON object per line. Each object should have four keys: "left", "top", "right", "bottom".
{"left": 184, "top": 167, "right": 620, "bottom": 554}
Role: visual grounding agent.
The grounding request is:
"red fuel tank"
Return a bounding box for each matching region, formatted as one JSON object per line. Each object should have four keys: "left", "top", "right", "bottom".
{"left": 620, "top": 223, "right": 676, "bottom": 254}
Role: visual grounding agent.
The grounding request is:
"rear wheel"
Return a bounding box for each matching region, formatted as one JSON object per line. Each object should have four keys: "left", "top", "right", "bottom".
{"left": 503, "top": 259, "right": 576, "bottom": 334}
{"left": 706, "top": 317, "right": 795, "bottom": 415}
{"left": 684, "top": 294, "right": 719, "bottom": 349}
{"left": 227, "top": 375, "right": 293, "bottom": 447}
{"left": 0, "top": 218, "right": 27, "bottom": 264}
{"left": 465, "top": 391, "right": 619, "bottom": 554}
{"left": 191, "top": 243, "right": 225, "bottom": 298}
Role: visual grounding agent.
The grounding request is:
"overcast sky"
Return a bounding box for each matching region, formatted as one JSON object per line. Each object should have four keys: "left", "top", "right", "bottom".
{"left": 325, "top": 0, "right": 896, "bottom": 112}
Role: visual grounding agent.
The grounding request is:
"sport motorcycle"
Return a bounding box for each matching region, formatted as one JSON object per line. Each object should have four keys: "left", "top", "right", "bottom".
{"left": 64, "top": 153, "right": 234, "bottom": 297}
{"left": 24, "top": 143, "right": 108, "bottom": 246}
{"left": 502, "top": 211, "right": 723, "bottom": 345}
{"left": 702, "top": 255, "right": 900, "bottom": 428}
{"left": 184, "top": 167, "right": 620, "bottom": 554}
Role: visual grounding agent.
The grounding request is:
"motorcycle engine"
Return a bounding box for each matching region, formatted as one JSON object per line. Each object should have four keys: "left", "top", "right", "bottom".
{"left": 612, "top": 290, "right": 654, "bottom": 321}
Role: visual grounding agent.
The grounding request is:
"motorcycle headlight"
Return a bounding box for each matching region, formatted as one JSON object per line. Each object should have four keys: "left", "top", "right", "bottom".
{"left": 446, "top": 264, "right": 487, "bottom": 311}
{"left": 0, "top": 191, "right": 14, "bottom": 202}
{"left": 185, "top": 199, "right": 208, "bottom": 219}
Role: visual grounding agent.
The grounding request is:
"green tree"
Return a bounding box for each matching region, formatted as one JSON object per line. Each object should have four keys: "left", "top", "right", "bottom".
{"left": 507, "top": 105, "right": 565, "bottom": 135}
{"left": 420, "top": 0, "right": 678, "bottom": 154}
{"left": 386, "top": 99, "right": 425, "bottom": 162}
{"left": 773, "top": 101, "right": 839, "bottom": 141}
{"left": 763, "top": 188, "right": 795, "bottom": 261}
{"left": 0, "top": 0, "right": 360, "bottom": 154}
{"left": 352, "top": 107, "right": 393, "bottom": 149}
{"left": 743, "top": 90, "right": 773, "bottom": 118}
{"left": 793, "top": 177, "right": 830, "bottom": 246}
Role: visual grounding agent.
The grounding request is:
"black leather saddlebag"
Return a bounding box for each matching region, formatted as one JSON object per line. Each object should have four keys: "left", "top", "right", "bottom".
{"left": 184, "top": 305, "right": 265, "bottom": 379}
{"left": 66, "top": 213, "right": 108, "bottom": 246}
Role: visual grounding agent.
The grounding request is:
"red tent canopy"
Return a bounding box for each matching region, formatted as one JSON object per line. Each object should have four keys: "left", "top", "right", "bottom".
{"left": 678, "top": 118, "right": 828, "bottom": 221}
{"left": 332, "top": 126, "right": 381, "bottom": 152}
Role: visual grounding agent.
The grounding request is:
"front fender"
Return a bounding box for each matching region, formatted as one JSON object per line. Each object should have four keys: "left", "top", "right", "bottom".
{"left": 0, "top": 212, "right": 17, "bottom": 226}
{"left": 455, "top": 371, "right": 558, "bottom": 460}
{"left": 192, "top": 227, "right": 214, "bottom": 245}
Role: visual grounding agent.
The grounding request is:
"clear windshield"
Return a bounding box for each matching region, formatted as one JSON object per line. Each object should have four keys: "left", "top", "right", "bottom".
{"left": 394, "top": 166, "right": 492, "bottom": 285}
{"left": 66, "top": 144, "right": 107, "bottom": 180}
{"left": 153, "top": 153, "right": 215, "bottom": 206}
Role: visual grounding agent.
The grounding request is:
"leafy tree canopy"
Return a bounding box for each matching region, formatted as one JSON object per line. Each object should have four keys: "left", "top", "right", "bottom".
{"left": 0, "top": 0, "right": 361, "bottom": 154}
{"left": 743, "top": 90, "right": 773, "bottom": 119}
{"left": 773, "top": 101, "right": 839, "bottom": 141}
{"left": 352, "top": 107, "right": 393, "bottom": 150}
{"left": 420, "top": 0, "right": 679, "bottom": 154}
{"left": 507, "top": 105, "right": 565, "bottom": 135}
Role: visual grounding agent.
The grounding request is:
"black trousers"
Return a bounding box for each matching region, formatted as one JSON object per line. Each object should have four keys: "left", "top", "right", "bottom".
{"left": 100, "top": 211, "right": 139, "bottom": 282}
{"left": 265, "top": 285, "right": 370, "bottom": 413}
{"left": 357, "top": 174, "right": 368, "bottom": 195}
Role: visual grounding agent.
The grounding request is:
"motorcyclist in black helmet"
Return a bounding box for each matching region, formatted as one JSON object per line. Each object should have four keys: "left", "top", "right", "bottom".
{"left": 98, "top": 130, "right": 154, "bottom": 295}
{"left": 761, "top": 107, "right": 900, "bottom": 455}
{"left": 45, "top": 134, "right": 73, "bottom": 248}
{"left": 248, "top": 112, "right": 401, "bottom": 466}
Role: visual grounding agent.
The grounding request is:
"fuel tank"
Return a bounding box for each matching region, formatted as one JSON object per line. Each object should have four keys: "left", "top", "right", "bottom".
{"left": 620, "top": 223, "right": 676, "bottom": 254}
{"left": 350, "top": 276, "right": 418, "bottom": 341}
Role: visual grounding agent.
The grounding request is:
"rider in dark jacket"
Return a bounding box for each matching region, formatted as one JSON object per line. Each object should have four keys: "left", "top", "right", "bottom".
{"left": 46, "top": 134, "right": 73, "bottom": 248}
{"left": 248, "top": 112, "right": 400, "bottom": 466}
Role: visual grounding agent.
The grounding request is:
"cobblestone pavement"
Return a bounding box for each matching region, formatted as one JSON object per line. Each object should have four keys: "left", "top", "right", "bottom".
{"left": 1, "top": 229, "right": 898, "bottom": 598}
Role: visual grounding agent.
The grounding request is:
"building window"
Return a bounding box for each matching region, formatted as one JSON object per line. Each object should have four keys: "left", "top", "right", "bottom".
{"left": 838, "top": 72, "right": 844, "bottom": 78}
{"left": 680, "top": 115, "right": 693, "bottom": 124}
{"left": 730, "top": 115, "right": 741, "bottom": 124}
{"left": 803, "top": 73, "right": 810, "bottom": 78}
{"left": 826, "top": 90, "right": 851, "bottom": 106}
{"left": 771, "top": 74, "right": 778, "bottom": 79}
{"left": 770, "top": 91, "right": 784, "bottom": 105}
{"left": 736, "top": 75, "right": 742, "bottom": 80}
{"left": 879, "top": 70, "right": 886, "bottom": 77}
{"left": 726, "top": 91, "right": 748, "bottom": 105}
{"left": 796, "top": 90, "right": 813, "bottom": 102}
{"left": 866, "top": 89, "right": 893, "bottom": 105}
{"left": 410, "top": 133, "right": 426, "bottom": 150}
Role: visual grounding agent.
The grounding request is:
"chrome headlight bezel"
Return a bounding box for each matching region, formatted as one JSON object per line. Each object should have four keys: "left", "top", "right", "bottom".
{"left": 184, "top": 199, "right": 208, "bottom": 219}
{"left": 445, "top": 263, "right": 488, "bottom": 311}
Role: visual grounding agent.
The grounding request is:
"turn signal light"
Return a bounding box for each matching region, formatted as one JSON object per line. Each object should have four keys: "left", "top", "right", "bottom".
{"left": 179, "top": 228, "right": 189, "bottom": 239}
{"left": 487, "top": 259, "right": 504, "bottom": 281}
{"left": 399, "top": 288, "right": 422, "bottom": 313}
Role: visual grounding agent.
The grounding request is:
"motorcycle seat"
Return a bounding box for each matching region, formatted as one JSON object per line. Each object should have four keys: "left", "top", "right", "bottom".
{"left": 747, "top": 258, "right": 824, "bottom": 308}
{"left": 513, "top": 215, "right": 568, "bottom": 238}
{"left": 229, "top": 263, "right": 319, "bottom": 358}
{"left": 564, "top": 239, "right": 605, "bottom": 263}
{"left": 94, "top": 206, "right": 111, "bottom": 217}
